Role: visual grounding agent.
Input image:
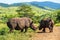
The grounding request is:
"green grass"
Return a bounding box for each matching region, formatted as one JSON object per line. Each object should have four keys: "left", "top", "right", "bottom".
{"left": 0, "top": 23, "right": 36, "bottom": 40}
{"left": 55, "top": 23, "right": 60, "bottom": 26}
{"left": 0, "top": 32, "right": 33, "bottom": 40}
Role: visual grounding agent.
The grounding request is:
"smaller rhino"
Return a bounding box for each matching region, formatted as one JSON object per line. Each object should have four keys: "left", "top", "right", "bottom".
{"left": 39, "top": 18, "right": 54, "bottom": 32}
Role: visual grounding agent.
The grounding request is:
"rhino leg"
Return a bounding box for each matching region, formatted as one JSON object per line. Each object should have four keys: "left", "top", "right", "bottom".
{"left": 50, "top": 26, "right": 53, "bottom": 32}
{"left": 39, "top": 26, "right": 42, "bottom": 30}
{"left": 48, "top": 25, "right": 53, "bottom": 32}
{"left": 10, "top": 24, "right": 17, "bottom": 33}
{"left": 51, "top": 25, "right": 53, "bottom": 32}
{"left": 24, "top": 27, "right": 28, "bottom": 32}
{"left": 42, "top": 27, "right": 46, "bottom": 32}
{"left": 9, "top": 28, "right": 14, "bottom": 32}
{"left": 21, "top": 29, "right": 24, "bottom": 32}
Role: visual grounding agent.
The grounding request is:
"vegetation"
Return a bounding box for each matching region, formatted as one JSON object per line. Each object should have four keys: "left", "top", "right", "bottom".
{"left": 16, "top": 4, "right": 35, "bottom": 18}
{"left": 0, "top": 4, "right": 60, "bottom": 40}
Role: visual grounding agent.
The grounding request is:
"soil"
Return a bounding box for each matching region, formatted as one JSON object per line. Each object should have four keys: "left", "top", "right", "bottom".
{"left": 29, "top": 27, "right": 60, "bottom": 40}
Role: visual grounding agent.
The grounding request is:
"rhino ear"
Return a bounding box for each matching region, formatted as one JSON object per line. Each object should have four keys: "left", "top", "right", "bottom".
{"left": 30, "top": 21, "right": 33, "bottom": 24}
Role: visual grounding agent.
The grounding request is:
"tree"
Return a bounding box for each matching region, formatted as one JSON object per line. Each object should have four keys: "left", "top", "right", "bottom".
{"left": 56, "top": 10, "right": 60, "bottom": 22}
{"left": 16, "top": 4, "right": 35, "bottom": 18}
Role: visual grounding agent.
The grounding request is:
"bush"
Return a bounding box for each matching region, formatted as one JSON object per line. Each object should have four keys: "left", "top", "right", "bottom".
{"left": 0, "top": 28, "right": 8, "bottom": 35}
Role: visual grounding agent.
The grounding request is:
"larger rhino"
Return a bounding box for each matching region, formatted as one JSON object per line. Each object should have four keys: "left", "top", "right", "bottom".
{"left": 39, "top": 18, "right": 54, "bottom": 32}
{"left": 7, "top": 17, "right": 37, "bottom": 32}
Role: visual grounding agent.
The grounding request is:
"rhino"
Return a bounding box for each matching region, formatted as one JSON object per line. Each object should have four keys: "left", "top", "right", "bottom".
{"left": 7, "top": 17, "right": 37, "bottom": 32}
{"left": 39, "top": 18, "right": 54, "bottom": 32}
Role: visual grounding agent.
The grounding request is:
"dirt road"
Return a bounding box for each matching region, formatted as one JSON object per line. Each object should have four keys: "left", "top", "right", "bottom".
{"left": 29, "top": 27, "right": 60, "bottom": 40}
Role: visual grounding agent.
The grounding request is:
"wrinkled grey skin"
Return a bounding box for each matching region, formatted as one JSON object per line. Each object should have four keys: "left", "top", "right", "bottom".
{"left": 7, "top": 17, "right": 37, "bottom": 32}
{"left": 39, "top": 18, "right": 54, "bottom": 32}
